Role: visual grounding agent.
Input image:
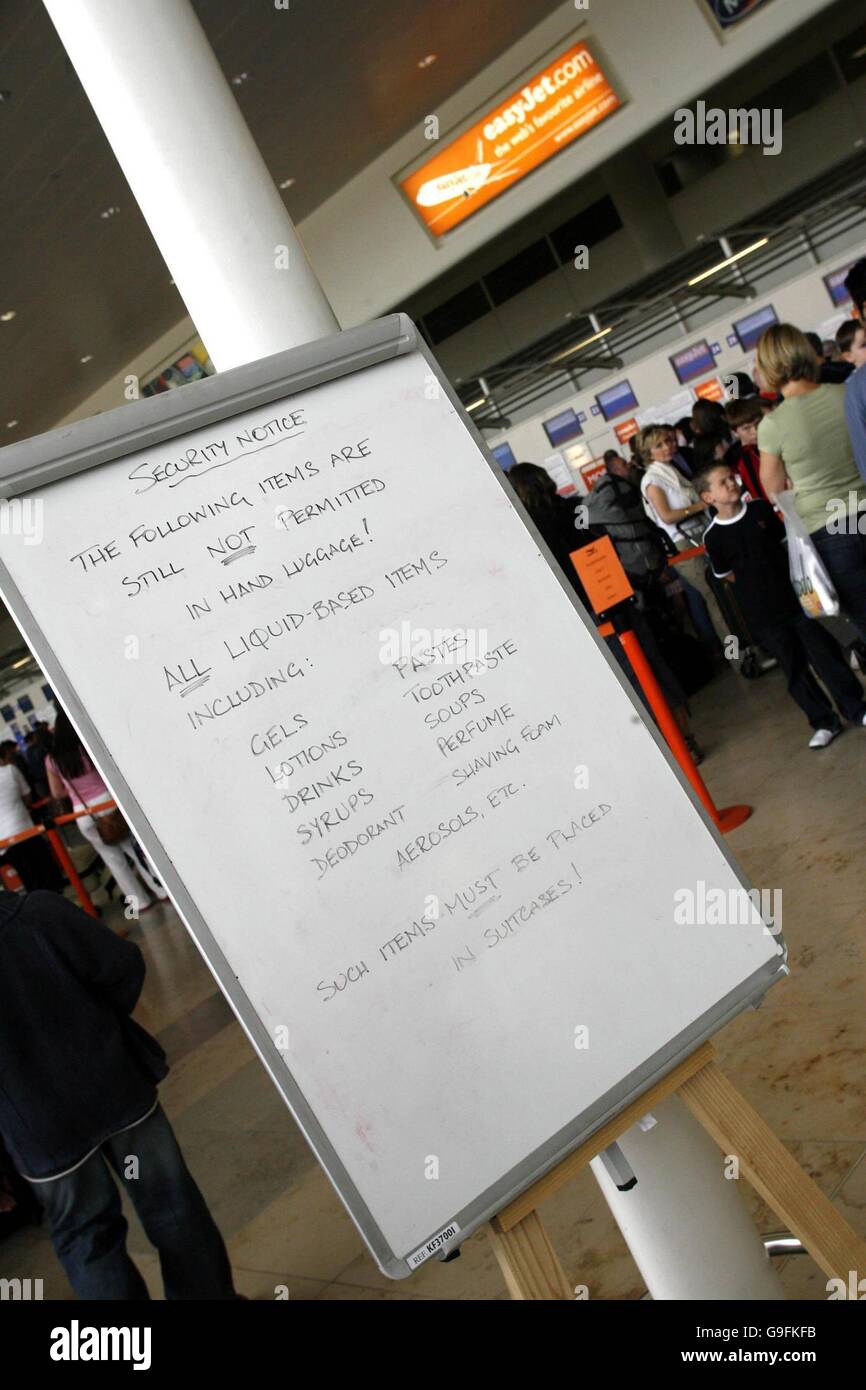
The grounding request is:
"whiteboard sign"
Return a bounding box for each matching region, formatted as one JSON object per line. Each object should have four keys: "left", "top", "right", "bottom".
{"left": 0, "top": 317, "right": 785, "bottom": 1276}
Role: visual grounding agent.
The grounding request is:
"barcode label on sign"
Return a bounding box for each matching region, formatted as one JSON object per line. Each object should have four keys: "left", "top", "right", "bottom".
{"left": 407, "top": 1222, "right": 461, "bottom": 1269}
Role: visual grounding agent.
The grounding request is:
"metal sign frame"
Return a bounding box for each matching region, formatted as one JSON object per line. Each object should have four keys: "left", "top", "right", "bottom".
{"left": 0, "top": 315, "right": 786, "bottom": 1276}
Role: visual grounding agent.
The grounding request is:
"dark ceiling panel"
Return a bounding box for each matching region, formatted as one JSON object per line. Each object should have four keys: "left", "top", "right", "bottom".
{"left": 0, "top": 0, "right": 565, "bottom": 440}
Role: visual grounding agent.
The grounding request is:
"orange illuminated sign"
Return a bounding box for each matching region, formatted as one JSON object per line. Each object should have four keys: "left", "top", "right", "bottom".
{"left": 400, "top": 42, "right": 621, "bottom": 237}
{"left": 695, "top": 378, "right": 725, "bottom": 402}
{"left": 580, "top": 459, "right": 607, "bottom": 491}
{"left": 613, "top": 418, "right": 640, "bottom": 444}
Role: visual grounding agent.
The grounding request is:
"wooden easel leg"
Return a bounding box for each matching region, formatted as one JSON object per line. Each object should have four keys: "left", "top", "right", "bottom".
{"left": 487, "top": 1210, "right": 573, "bottom": 1300}
{"left": 680, "top": 1062, "right": 866, "bottom": 1282}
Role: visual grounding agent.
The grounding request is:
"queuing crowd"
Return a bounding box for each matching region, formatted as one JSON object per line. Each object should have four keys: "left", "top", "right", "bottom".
{"left": 0, "top": 708, "right": 166, "bottom": 908}
{"left": 508, "top": 255, "right": 866, "bottom": 757}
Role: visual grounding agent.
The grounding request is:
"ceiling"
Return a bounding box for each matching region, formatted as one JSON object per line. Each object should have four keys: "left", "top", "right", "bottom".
{"left": 0, "top": 0, "right": 564, "bottom": 441}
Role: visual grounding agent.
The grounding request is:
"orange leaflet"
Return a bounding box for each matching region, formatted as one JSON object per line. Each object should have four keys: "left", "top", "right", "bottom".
{"left": 571, "top": 537, "right": 634, "bottom": 616}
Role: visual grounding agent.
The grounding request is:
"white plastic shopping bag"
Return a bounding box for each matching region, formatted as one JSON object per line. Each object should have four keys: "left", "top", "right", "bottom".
{"left": 774, "top": 489, "right": 839, "bottom": 618}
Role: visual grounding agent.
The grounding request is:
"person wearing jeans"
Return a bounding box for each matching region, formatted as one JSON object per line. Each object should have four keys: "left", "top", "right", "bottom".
{"left": 32, "top": 1104, "right": 235, "bottom": 1300}
{"left": 756, "top": 323, "right": 866, "bottom": 644}
{"left": 809, "top": 524, "right": 866, "bottom": 646}
{"left": 0, "top": 887, "right": 237, "bottom": 1299}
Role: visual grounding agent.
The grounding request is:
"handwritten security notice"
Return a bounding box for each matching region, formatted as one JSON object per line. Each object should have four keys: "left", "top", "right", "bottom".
{"left": 14, "top": 349, "right": 777, "bottom": 1259}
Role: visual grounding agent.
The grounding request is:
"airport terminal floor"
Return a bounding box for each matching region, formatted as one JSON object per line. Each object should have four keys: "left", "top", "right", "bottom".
{"left": 3, "top": 660, "right": 863, "bottom": 1302}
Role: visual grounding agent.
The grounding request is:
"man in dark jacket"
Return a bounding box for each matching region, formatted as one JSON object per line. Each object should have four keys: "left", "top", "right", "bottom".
{"left": 0, "top": 889, "right": 236, "bottom": 1299}
{"left": 585, "top": 452, "right": 673, "bottom": 586}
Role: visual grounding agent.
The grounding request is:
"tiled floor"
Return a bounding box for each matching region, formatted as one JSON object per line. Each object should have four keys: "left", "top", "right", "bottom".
{"left": 2, "top": 660, "right": 865, "bottom": 1300}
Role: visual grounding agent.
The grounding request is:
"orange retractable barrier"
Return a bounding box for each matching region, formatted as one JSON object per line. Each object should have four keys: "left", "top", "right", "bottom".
{"left": 666, "top": 543, "right": 706, "bottom": 566}
{"left": 0, "top": 797, "right": 131, "bottom": 919}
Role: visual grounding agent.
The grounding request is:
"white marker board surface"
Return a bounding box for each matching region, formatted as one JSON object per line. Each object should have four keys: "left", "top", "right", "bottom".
{"left": 0, "top": 318, "right": 784, "bottom": 1276}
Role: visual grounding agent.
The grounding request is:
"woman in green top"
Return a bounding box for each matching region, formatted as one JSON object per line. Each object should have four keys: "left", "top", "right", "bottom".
{"left": 757, "top": 323, "right": 866, "bottom": 644}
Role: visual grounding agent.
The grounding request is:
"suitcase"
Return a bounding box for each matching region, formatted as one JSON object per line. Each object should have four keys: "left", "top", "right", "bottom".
{"left": 636, "top": 586, "right": 716, "bottom": 698}
{"left": 704, "top": 561, "right": 777, "bottom": 679}
{"left": 652, "top": 625, "right": 715, "bottom": 697}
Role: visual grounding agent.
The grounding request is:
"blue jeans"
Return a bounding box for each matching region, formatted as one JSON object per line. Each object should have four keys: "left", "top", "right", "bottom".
{"left": 754, "top": 610, "right": 866, "bottom": 729}
{"left": 811, "top": 524, "right": 866, "bottom": 647}
{"left": 29, "top": 1103, "right": 236, "bottom": 1300}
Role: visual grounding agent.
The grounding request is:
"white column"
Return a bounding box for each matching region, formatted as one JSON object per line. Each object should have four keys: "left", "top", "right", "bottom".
{"left": 590, "top": 1097, "right": 784, "bottom": 1300}
{"left": 42, "top": 0, "right": 338, "bottom": 371}
{"left": 44, "top": 0, "right": 786, "bottom": 1302}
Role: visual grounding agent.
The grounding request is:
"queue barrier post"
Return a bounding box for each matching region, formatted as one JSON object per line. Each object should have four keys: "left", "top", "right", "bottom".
{"left": 43, "top": 826, "right": 100, "bottom": 918}
{"left": 570, "top": 541, "right": 751, "bottom": 836}
{"left": 615, "top": 622, "right": 751, "bottom": 834}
